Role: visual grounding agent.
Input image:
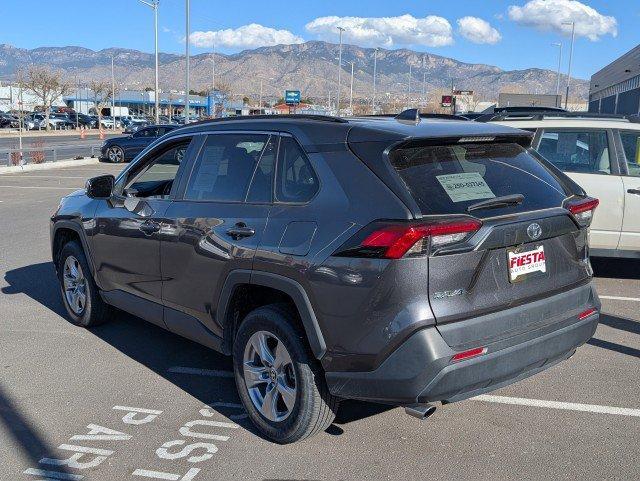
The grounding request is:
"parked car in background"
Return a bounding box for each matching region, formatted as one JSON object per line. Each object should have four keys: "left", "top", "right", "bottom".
{"left": 99, "top": 116, "right": 122, "bottom": 129}
{"left": 0, "top": 112, "right": 20, "bottom": 128}
{"left": 489, "top": 111, "right": 640, "bottom": 258}
{"left": 28, "top": 113, "right": 69, "bottom": 130}
{"left": 54, "top": 111, "right": 600, "bottom": 443}
{"left": 99, "top": 124, "right": 178, "bottom": 162}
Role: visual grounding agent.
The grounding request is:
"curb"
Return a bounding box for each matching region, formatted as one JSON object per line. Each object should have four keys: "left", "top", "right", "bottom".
{"left": 0, "top": 158, "right": 101, "bottom": 175}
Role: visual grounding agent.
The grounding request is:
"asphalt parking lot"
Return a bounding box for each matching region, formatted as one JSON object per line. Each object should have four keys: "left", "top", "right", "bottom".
{"left": 0, "top": 163, "right": 638, "bottom": 481}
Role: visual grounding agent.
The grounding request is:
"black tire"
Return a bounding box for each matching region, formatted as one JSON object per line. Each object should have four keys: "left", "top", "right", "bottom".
{"left": 233, "top": 304, "right": 339, "bottom": 444}
{"left": 58, "top": 241, "right": 111, "bottom": 327}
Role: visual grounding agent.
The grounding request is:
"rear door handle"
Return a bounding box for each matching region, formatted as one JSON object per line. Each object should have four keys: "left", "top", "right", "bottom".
{"left": 627, "top": 189, "right": 640, "bottom": 195}
{"left": 226, "top": 223, "right": 255, "bottom": 240}
{"left": 140, "top": 221, "right": 160, "bottom": 235}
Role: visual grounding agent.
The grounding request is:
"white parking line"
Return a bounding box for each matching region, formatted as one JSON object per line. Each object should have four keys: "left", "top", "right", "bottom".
{"left": 167, "top": 366, "right": 235, "bottom": 378}
{"left": 600, "top": 295, "right": 640, "bottom": 302}
{"left": 169, "top": 366, "right": 640, "bottom": 418}
{"left": 0, "top": 185, "right": 77, "bottom": 190}
{"left": 473, "top": 394, "right": 640, "bottom": 417}
{"left": 2, "top": 175, "right": 87, "bottom": 179}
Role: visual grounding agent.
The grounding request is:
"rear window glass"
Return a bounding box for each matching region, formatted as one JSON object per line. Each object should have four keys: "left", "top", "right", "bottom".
{"left": 388, "top": 142, "right": 569, "bottom": 216}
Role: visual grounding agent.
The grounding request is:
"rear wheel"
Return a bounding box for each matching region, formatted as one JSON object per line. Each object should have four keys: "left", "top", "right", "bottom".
{"left": 233, "top": 304, "right": 338, "bottom": 444}
{"left": 58, "top": 241, "right": 111, "bottom": 327}
{"left": 107, "top": 146, "right": 125, "bottom": 163}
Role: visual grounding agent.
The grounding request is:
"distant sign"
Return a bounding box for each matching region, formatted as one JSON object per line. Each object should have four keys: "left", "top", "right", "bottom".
{"left": 285, "top": 90, "right": 301, "bottom": 105}
{"left": 441, "top": 95, "right": 453, "bottom": 107}
{"left": 453, "top": 90, "right": 473, "bottom": 96}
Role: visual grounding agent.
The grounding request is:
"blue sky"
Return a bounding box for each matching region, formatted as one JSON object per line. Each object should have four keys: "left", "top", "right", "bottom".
{"left": 2, "top": 0, "right": 638, "bottom": 79}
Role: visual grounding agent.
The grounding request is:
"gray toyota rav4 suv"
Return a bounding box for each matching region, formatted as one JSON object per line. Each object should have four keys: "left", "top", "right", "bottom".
{"left": 51, "top": 111, "right": 601, "bottom": 443}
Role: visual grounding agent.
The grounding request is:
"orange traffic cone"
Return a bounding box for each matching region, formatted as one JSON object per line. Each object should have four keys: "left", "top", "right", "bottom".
{"left": 99, "top": 128, "right": 104, "bottom": 140}
{"left": 80, "top": 127, "right": 86, "bottom": 140}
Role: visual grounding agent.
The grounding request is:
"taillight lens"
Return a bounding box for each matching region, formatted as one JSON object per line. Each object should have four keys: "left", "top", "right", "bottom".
{"left": 335, "top": 218, "right": 482, "bottom": 259}
{"left": 565, "top": 197, "right": 599, "bottom": 227}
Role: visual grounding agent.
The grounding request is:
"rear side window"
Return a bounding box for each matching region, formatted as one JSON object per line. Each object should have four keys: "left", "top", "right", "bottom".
{"left": 538, "top": 130, "right": 611, "bottom": 174}
{"left": 276, "top": 137, "right": 318, "bottom": 203}
{"left": 620, "top": 131, "right": 640, "bottom": 177}
{"left": 388, "top": 142, "right": 569, "bottom": 216}
{"left": 185, "top": 134, "right": 270, "bottom": 202}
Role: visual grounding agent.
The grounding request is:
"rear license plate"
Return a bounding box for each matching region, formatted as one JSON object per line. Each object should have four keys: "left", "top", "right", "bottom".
{"left": 507, "top": 245, "right": 546, "bottom": 283}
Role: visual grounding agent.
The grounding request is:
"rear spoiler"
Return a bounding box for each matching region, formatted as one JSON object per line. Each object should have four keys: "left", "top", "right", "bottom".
{"left": 395, "top": 109, "right": 470, "bottom": 124}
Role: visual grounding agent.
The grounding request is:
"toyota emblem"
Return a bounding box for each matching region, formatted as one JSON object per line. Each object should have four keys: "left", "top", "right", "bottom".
{"left": 527, "top": 223, "right": 542, "bottom": 240}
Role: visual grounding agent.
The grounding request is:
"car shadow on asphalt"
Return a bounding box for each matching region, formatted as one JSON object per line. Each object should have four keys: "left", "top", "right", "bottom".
{"left": 2, "top": 262, "right": 390, "bottom": 442}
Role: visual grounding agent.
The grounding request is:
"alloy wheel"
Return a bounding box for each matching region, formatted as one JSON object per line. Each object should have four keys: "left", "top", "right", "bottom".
{"left": 63, "top": 256, "right": 88, "bottom": 315}
{"left": 108, "top": 146, "right": 124, "bottom": 163}
{"left": 243, "top": 330, "right": 297, "bottom": 422}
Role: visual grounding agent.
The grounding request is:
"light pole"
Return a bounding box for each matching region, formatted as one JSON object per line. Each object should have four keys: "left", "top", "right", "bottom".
{"left": 562, "top": 21, "right": 575, "bottom": 109}
{"left": 336, "top": 26, "right": 345, "bottom": 115}
{"left": 372, "top": 47, "right": 379, "bottom": 114}
{"left": 422, "top": 71, "right": 427, "bottom": 107}
{"left": 408, "top": 64, "right": 412, "bottom": 108}
{"left": 185, "top": 0, "right": 190, "bottom": 123}
{"left": 111, "top": 55, "right": 116, "bottom": 130}
{"left": 553, "top": 42, "right": 563, "bottom": 99}
{"left": 259, "top": 79, "right": 263, "bottom": 112}
{"left": 138, "top": 0, "right": 160, "bottom": 123}
{"left": 211, "top": 40, "right": 216, "bottom": 95}
{"left": 349, "top": 61, "right": 354, "bottom": 113}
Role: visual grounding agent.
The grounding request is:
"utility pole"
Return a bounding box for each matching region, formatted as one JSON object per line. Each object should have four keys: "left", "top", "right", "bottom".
{"left": 336, "top": 26, "right": 345, "bottom": 116}
{"left": 562, "top": 21, "right": 575, "bottom": 109}
{"left": 211, "top": 40, "right": 216, "bottom": 94}
{"left": 185, "top": 0, "right": 190, "bottom": 123}
{"left": 259, "top": 79, "right": 263, "bottom": 112}
{"left": 349, "top": 61, "right": 354, "bottom": 113}
{"left": 553, "top": 42, "right": 563, "bottom": 100}
{"left": 372, "top": 47, "right": 378, "bottom": 114}
{"left": 111, "top": 55, "right": 116, "bottom": 130}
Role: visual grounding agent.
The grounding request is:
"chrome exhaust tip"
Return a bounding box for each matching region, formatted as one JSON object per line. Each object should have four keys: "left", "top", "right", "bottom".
{"left": 404, "top": 403, "right": 436, "bottom": 420}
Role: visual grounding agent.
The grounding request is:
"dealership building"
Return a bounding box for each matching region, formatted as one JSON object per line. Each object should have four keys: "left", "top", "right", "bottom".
{"left": 589, "top": 44, "right": 640, "bottom": 116}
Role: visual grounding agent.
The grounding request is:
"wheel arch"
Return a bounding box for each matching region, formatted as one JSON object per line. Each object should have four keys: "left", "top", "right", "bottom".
{"left": 52, "top": 221, "right": 95, "bottom": 276}
{"left": 217, "top": 270, "right": 327, "bottom": 359}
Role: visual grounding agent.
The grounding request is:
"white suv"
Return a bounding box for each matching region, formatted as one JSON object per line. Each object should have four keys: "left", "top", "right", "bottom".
{"left": 491, "top": 113, "right": 640, "bottom": 258}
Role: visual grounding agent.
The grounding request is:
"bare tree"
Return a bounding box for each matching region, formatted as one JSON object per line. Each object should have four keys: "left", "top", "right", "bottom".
{"left": 88, "top": 80, "right": 114, "bottom": 129}
{"left": 19, "top": 66, "right": 71, "bottom": 131}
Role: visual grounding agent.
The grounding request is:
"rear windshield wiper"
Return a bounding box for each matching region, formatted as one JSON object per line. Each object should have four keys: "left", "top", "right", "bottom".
{"left": 467, "top": 194, "right": 525, "bottom": 212}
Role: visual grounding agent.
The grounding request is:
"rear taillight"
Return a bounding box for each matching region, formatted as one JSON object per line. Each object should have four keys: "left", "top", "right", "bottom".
{"left": 565, "top": 197, "right": 599, "bottom": 227}
{"left": 335, "top": 218, "right": 482, "bottom": 259}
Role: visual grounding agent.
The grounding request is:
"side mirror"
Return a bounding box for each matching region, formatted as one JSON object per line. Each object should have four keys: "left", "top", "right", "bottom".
{"left": 86, "top": 174, "right": 115, "bottom": 199}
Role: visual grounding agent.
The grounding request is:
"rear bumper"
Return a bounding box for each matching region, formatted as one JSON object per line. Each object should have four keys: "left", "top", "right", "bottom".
{"left": 325, "top": 285, "right": 599, "bottom": 405}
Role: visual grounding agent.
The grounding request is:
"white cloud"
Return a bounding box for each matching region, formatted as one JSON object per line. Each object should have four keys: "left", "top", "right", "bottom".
{"left": 189, "top": 24, "right": 304, "bottom": 49}
{"left": 457, "top": 16, "right": 502, "bottom": 44}
{"left": 508, "top": 0, "right": 617, "bottom": 41}
{"left": 305, "top": 14, "right": 453, "bottom": 48}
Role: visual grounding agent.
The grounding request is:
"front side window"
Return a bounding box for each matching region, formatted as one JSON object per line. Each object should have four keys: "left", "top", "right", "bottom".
{"left": 620, "top": 131, "right": 640, "bottom": 177}
{"left": 124, "top": 139, "right": 192, "bottom": 198}
{"left": 538, "top": 130, "right": 611, "bottom": 174}
{"left": 185, "top": 134, "right": 271, "bottom": 202}
{"left": 276, "top": 137, "right": 318, "bottom": 203}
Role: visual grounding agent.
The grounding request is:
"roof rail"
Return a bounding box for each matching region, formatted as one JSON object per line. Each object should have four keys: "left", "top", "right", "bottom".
{"left": 184, "top": 113, "right": 349, "bottom": 127}
{"left": 476, "top": 111, "right": 637, "bottom": 123}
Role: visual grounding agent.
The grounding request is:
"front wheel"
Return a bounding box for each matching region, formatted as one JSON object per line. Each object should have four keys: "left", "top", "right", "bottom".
{"left": 233, "top": 304, "right": 339, "bottom": 444}
{"left": 58, "top": 241, "right": 111, "bottom": 327}
{"left": 107, "top": 146, "right": 125, "bottom": 163}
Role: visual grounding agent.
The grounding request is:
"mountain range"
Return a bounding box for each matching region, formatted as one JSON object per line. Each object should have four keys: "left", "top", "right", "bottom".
{"left": 0, "top": 42, "right": 589, "bottom": 102}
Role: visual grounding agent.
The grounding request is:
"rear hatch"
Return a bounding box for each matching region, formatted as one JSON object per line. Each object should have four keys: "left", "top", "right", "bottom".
{"left": 351, "top": 137, "right": 597, "bottom": 349}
